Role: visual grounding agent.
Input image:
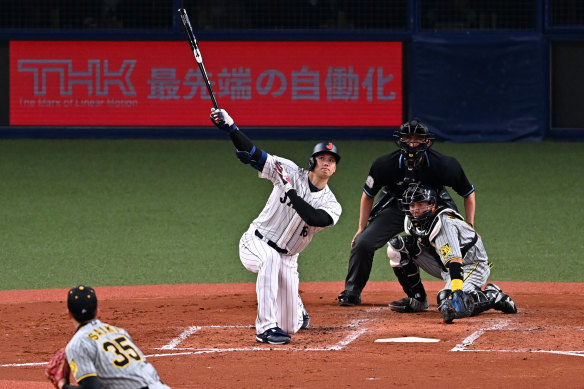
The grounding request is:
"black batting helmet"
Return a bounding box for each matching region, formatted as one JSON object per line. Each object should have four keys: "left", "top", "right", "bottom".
{"left": 67, "top": 285, "right": 98, "bottom": 323}
{"left": 393, "top": 118, "right": 434, "bottom": 169}
{"left": 308, "top": 141, "right": 340, "bottom": 171}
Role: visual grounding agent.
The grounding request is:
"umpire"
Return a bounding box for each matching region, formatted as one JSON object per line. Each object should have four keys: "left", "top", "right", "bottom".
{"left": 337, "top": 118, "right": 476, "bottom": 309}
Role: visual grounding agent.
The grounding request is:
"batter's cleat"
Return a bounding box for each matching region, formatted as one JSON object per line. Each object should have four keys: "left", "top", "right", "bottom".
{"left": 256, "top": 327, "right": 291, "bottom": 345}
{"left": 484, "top": 283, "right": 518, "bottom": 314}
{"left": 338, "top": 290, "right": 361, "bottom": 306}
{"left": 300, "top": 308, "right": 310, "bottom": 330}
{"left": 389, "top": 296, "right": 429, "bottom": 313}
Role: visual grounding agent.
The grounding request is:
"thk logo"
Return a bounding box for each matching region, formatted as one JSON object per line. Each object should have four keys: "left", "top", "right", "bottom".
{"left": 18, "top": 59, "right": 137, "bottom": 96}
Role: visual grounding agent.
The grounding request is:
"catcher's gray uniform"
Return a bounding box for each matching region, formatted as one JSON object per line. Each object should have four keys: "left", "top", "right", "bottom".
{"left": 395, "top": 208, "right": 491, "bottom": 292}
{"left": 388, "top": 207, "right": 517, "bottom": 318}
{"left": 387, "top": 183, "right": 517, "bottom": 321}
{"left": 65, "top": 319, "right": 169, "bottom": 388}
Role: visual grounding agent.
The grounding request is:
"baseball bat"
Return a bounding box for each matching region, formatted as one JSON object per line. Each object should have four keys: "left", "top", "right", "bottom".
{"left": 178, "top": 8, "right": 219, "bottom": 109}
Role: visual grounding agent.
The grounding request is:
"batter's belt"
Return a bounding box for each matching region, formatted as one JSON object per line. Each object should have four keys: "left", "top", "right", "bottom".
{"left": 255, "top": 229, "right": 288, "bottom": 254}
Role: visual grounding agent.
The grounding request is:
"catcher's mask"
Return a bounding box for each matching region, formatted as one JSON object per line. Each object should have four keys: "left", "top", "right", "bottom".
{"left": 400, "top": 183, "right": 437, "bottom": 233}
{"left": 68, "top": 285, "right": 98, "bottom": 322}
{"left": 394, "top": 118, "right": 434, "bottom": 170}
{"left": 308, "top": 141, "right": 340, "bottom": 171}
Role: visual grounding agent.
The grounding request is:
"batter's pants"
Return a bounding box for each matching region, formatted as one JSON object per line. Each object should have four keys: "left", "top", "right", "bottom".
{"left": 239, "top": 227, "right": 304, "bottom": 335}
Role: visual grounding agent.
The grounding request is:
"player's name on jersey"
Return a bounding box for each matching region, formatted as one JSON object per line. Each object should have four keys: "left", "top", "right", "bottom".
{"left": 87, "top": 324, "right": 124, "bottom": 341}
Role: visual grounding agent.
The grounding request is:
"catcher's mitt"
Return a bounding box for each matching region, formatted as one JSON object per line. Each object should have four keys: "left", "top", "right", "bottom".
{"left": 438, "top": 290, "right": 474, "bottom": 324}
{"left": 45, "top": 348, "right": 70, "bottom": 389}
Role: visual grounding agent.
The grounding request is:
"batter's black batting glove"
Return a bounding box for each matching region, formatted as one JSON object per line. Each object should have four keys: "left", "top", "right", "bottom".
{"left": 274, "top": 161, "right": 293, "bottom": 192}
{"left": 210, "top": 108, "right": 237, "bottom": 132}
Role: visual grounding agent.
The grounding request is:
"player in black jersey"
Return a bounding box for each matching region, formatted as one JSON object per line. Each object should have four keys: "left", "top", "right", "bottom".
{"left": 338, "top": 118, "right": 476, "bottom": 310}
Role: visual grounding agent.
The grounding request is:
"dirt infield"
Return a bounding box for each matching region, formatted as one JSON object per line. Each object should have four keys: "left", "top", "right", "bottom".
{"left": 1, "top": 281, "right": 583, "bottom": 388}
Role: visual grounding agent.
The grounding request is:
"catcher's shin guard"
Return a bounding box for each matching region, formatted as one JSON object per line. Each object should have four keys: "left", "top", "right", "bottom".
{"left": 392, "top": 260, "right": 427, "bottom": 301}
{"left": 467, "top": 289, "right": 492, "bottom": 316}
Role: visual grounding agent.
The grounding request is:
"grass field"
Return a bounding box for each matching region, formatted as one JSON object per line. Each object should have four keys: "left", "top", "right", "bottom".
{"left": 1, "top": 139, "right": 582, "bottom": 290}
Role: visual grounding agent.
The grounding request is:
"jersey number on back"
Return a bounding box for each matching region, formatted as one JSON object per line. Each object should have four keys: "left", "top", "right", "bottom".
{"left": 102, "top": 335, "right": 142, "bottom": 367}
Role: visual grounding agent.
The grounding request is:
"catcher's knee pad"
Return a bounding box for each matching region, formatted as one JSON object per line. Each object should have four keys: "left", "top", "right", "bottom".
{"left": 387, "top": 236, "right": 406, "bottom": 268}
{"left": 387, "top": 236, "right": 416, "bottom": 268}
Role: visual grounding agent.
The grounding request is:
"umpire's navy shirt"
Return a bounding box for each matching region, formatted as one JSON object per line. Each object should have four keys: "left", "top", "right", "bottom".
{"left": 363, "top": 149, "right": 475, "bottom": 199}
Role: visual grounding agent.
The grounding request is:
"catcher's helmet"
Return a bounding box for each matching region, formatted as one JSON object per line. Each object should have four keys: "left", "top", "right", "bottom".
{"left": 68, "top": 285, "right": 98, "bottom": 322}
{"left": 400, "top": 183, "right": 437, "bottom": 232}
{"left": 394, "top": 118, "right": 434, "bottom": 169}
{"left": 308, "top": 141, "right": 340, "bottom": 171}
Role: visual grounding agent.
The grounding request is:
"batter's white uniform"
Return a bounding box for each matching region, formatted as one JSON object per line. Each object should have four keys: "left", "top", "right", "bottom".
{"left": 239, "top": 154, "right": 341, "bottom": 335}
{"left": 65, "top": 319, "right": 170, "bottom": 388}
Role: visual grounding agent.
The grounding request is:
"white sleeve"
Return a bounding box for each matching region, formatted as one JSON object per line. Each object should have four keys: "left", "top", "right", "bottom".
{"left": 259, "top": 154, "right": 299, "bottom": 186}
{"left": 319, "top": 195, "right": 342, "bottom": 226}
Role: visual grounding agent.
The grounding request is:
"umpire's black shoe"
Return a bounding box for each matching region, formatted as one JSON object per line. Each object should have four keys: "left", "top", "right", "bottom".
{"left": 338, "top": 290, "right": 361, "bottom": 306}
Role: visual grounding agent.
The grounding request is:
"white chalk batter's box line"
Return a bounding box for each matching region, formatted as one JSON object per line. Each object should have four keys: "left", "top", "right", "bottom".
{"left": 154, "top": 318, "right": 371, "bottom": 354}
{"left": 0, "top": 319, "right": 372, "bottom": 367}
{"left": 3, "top": 316, "right": 584, "bottom": 367}
{"left": 451, "top": 319, "right": 584, "bottom": 358}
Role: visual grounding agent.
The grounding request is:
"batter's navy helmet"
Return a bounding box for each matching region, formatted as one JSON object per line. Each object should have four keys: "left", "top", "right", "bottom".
{"left": 68, "top": 285, "right": 98, "bottom": 322}
{"left": 308, "top": 141, "right": 340, "bottom": 171}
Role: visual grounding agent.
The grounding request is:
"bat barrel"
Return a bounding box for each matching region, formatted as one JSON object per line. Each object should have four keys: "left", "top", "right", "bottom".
{"left": 178, "top": 8, "right": 219, "bottom": 109}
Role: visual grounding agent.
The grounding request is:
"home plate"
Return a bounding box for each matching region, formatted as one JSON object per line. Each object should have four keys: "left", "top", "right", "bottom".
{"left": 375, "top": 337, "right": 440, "bottom": 343}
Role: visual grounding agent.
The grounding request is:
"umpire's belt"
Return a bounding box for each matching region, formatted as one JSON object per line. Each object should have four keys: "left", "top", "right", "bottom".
{"left": 255, "top": 230, "right": 288, "bottom": 254}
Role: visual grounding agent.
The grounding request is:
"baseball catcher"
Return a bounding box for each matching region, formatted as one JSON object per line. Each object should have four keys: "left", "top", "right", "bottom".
{"left": 387, "top": 183, "right": 517, "bottom": 323}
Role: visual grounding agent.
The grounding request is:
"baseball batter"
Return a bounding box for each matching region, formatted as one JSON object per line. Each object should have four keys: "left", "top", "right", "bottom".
{"left": 49, "top": 285, "right": 170, "bottom": 389}
{"left": 387, "top": 184, "right": 517, "bottom": 323}
{"left": 210, "top": 108, "right": 341, "bottom": 344}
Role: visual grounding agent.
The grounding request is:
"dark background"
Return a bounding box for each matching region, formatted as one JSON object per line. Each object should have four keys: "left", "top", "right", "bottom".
{"left": 1, "top": 0, "right": 583, "bottom": 140}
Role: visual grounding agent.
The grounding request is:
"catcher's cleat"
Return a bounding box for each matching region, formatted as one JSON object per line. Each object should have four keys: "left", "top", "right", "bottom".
{"left": 338, "top": 290, "right": 361, "bottom": 306}
{"left": 300, "top": 307, "right": 310, "bottom": 330}
{"left": 389, "top": 296, "right": 429, "bottom": 313}
{"left": 484, "top": 283, "right": 518, "bottom": 314}
{"left": 256, "top": 327, "right": 291, "bottom": 345}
